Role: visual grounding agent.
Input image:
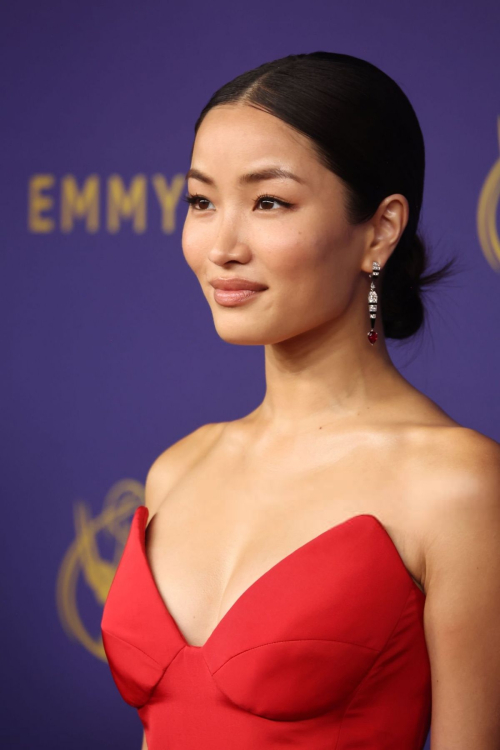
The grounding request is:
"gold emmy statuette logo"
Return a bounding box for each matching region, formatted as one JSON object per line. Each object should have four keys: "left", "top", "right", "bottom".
{"left": 477, "top": 115, "right": 500, "bottom": 272}
{"left": 56, "top": 478, "right": 144, "bottom": 660}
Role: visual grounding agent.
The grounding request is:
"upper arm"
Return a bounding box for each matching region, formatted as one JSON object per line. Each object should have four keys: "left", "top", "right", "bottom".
{"left": 143, "top": 422, "right": 223, "bottom": 517}
{"left": 421, "top": 430, "right": 500, "bottom": 749}
{"left": 141, "top": 730, "right": 148, "bottom": 750}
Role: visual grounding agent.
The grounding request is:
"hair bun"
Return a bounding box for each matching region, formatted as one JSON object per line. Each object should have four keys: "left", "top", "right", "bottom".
{"left": 380, "top": 232, "right": 457, "bottom": 340}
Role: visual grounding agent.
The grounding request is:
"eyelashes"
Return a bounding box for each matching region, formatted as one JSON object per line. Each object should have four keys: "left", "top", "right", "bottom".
{"left": 182, "top": 193, "right": 293, "bottom": 211}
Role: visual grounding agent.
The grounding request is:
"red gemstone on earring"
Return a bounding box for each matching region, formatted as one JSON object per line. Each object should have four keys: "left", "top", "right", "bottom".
{"left": 367, "top": 330, "right": 378, "bottom": 345}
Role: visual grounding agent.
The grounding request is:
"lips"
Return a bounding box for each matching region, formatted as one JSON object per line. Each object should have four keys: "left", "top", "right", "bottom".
{"left": 210, "top": 277, "right": 268, "bottom": 292}
{"left": 212, "top": 287, "right": 265, "bottom": 307}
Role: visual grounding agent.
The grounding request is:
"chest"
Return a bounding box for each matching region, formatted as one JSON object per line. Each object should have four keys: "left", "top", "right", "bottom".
{"left": 144, "top": 443, "right": 425, "bottom": 648}
{"left": 102, "top": 503, "right": 431, "bottom": 731}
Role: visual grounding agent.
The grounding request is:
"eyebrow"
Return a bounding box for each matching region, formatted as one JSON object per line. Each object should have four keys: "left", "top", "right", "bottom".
{"left": 185, "top": 166, "right": 306, "bottom": 186}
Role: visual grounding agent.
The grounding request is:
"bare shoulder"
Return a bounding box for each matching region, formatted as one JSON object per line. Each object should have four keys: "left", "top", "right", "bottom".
{"left": 143, "top": 422, "right": 226, "bottom": 517}
{"left": 427, "top": 424, "right": 499, "bottom": 545}
{"left": 410, "top": 426, "right": 500, "bottom": 747}
{"left": 403, "top": 421, "right": 500, "bottom": 595}
{"left": 396, "top": 421, "right": 499, "bottom": 588}
{"left": 408, "top": 424, "right": 500, "bottom": 547}
{"left": 415, "top": 423, "right": 499, "bottom": 511}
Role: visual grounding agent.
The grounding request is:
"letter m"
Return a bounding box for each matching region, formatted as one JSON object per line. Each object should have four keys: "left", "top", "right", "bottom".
{"left": 61, "top": 175, "right": 99, "bottom": 232}
{"left": 107, "top": 175, "right": 147, "bottom": 233}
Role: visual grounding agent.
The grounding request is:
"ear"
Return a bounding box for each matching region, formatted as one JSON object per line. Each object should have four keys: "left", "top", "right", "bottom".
{"left": 360, "top": 193, "right": 409, "bottom": 275}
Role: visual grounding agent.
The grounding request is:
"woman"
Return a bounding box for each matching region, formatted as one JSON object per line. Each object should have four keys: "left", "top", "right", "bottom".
{"left": 101, "top": 52, "right": 500, "bottom": 749}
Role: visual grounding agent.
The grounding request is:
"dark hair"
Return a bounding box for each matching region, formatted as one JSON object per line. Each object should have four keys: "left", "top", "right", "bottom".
{"left": 191, "top": 51, "right": 458, "bottom": 340}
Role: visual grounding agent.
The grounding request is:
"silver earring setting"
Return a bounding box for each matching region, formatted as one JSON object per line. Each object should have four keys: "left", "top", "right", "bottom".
{"left": 367, "top": 261, "right": 380, "bottom": 345}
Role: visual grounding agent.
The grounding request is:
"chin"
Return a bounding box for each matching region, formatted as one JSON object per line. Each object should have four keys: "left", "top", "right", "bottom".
{"left": 214, "top": 329, "right": 270, "bottom": 346}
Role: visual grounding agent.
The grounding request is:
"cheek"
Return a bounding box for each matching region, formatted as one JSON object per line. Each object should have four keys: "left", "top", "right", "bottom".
{"left": 264, "top": 229, "right": 339, "bottom": 298}
{"left": 261, "top": 225, "right": 357, "bottom": 332}
{"left": 181, "top": 218, "right": 206, "bottom": 275}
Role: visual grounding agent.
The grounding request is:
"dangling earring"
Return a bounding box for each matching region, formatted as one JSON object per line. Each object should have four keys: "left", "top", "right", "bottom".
{"left": 367, "top": 261, "right": 381, "bottom": 345}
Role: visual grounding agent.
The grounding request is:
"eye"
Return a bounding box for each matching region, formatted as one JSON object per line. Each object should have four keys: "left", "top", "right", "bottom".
{"left": 182, "top": 193, "right": 293, "bottom": 212}
{"left": 254, "top": 194, "right": 293, "bottom": 211}
{"left": 182, "top": 193, "right": 214, "bottom": 211}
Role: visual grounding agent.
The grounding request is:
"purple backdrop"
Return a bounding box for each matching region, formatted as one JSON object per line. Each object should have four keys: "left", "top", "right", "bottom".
{"left": 2, "top": 2, "right": 499, "bottom": 748}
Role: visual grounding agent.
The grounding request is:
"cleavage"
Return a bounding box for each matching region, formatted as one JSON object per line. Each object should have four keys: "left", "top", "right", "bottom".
{"left": 144, "top": 503, "right": 424, "bottom": 649}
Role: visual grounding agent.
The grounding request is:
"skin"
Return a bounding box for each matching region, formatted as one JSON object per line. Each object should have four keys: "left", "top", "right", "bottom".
{"left": 140, "top": 102, "right": 500, "bottom": 750}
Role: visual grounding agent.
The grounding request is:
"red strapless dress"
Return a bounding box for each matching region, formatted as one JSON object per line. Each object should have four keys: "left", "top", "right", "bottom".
{"left": 101, "top": 505, "right": 431, "bottom": 749}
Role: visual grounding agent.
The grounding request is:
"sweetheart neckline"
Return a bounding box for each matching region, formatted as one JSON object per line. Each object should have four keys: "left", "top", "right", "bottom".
{"left": 135, "top": 506, "right": 425, "bottom": 651}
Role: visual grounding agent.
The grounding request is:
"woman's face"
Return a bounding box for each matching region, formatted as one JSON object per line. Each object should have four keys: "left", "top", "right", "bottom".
{"left": 182, "top": 103, "right": 369, "bottom": 346}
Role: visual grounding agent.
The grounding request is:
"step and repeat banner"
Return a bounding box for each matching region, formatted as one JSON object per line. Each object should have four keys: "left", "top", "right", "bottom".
{"left": 2, "top": 2, "right": 499, "bottom": 748}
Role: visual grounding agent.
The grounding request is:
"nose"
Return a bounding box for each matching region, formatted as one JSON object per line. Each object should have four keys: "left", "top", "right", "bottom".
{"left": 207, "top": 222, "right": 252, "bottom": 267}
